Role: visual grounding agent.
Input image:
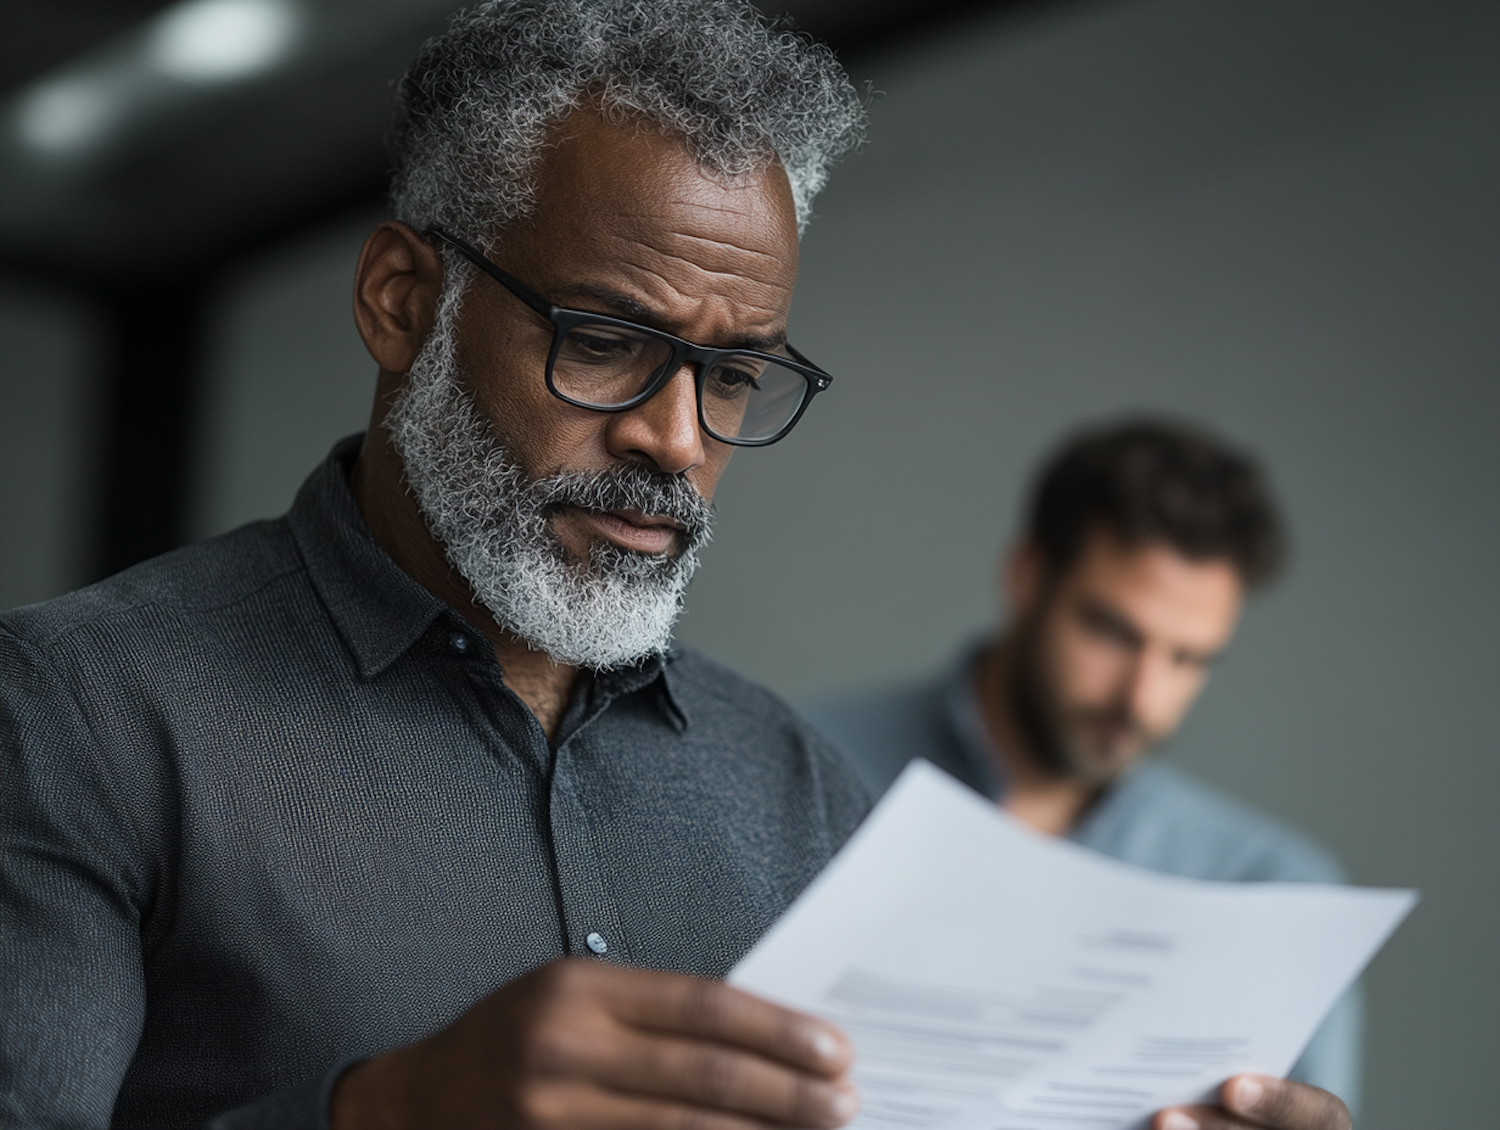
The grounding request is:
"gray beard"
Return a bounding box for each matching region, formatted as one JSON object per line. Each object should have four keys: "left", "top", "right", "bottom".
{"left": 383, "top": 274, "right": 714, "bottom": 671}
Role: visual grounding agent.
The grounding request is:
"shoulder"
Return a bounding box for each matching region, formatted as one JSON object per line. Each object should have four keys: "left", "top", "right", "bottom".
{"left": 2, "top": 519, "right": 304, "bottom": 652}
{"left": 0, "top": 527, "right": 304, "bottom": 902}
{"left": 1080, "top": 762, "right": 1346, "bottom": 883}
{"left": 1, "top": 519, "right": 316, "bottom": 762}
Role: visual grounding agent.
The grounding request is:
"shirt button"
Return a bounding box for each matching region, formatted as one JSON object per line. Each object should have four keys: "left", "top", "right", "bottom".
{"left": 448, "top": 631, "right": 470, "bottom": 654}
{"left": 585, "top": 931, "right": 608, "bottom": 955}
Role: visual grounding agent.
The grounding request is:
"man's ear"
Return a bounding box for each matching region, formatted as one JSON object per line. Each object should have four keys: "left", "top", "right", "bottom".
{"left": 1003, "top": 541, "right": 1047, "bottom": 618}
{"left": 353, "top": 221, "right": 445, "bottom": 375}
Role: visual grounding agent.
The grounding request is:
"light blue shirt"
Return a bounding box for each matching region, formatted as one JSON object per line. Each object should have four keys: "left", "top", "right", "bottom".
{"left": 802, "top": 650, "right": 1363, "bottom": 1114}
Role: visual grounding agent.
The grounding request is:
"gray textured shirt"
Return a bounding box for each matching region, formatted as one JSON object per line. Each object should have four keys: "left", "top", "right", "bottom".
{"left": 802, "top": 655, "right": 1364, "bottom": 1112}
{"left": 0, "top": 438, "right": 870, "bottom": 1130}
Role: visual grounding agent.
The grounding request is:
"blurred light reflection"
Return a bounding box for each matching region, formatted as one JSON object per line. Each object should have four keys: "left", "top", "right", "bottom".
{"left": 149, "top": 0, "right": 302, "bottom": 84}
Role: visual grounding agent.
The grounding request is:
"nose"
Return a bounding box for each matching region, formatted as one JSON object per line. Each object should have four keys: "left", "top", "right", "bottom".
{"left": 603, "top": 363, "right": 707, "bottom": 475}
{"left": 1122, "top": 651, "right": 1164, "bottom": 723}
{"left": 1119, "top": 648, "right": 1177, "bottom": 730}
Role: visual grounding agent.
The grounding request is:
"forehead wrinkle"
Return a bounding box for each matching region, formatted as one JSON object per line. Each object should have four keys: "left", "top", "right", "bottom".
{"left": 668, "top": 229, "right": 788, "bottom": 264}
{"left": 634, "top": 258, "right": 790, "bottom": 322}
{"left": 640, "top": 265, "right": 790, "bottom": 349}
{"left": 613, "top": 209, "right": 789, "bottom": 259}
{"left": 649, "top": 182, "right": 783, "bottom": 212}
{"left": 619, "top": 238, "right": 794, "bottom": 293}
{"left": 607, "top": 196, "right": 793, "bottom": 265}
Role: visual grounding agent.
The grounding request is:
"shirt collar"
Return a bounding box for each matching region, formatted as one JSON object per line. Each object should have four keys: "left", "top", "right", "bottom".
{"left": 287, "top": 436, "right": 453, "bottom": 680}
{"left": 286, "top": 434, "right": 688, "bottom": 726}
{"left": 656, "top": 649, "right": 691, "bottom": 731}
{"left": 553, "top": 649, "right": 688, "bottom": 745}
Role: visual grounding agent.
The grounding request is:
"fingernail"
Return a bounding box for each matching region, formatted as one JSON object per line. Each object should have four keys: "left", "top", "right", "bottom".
{"left": 830, "top": 1088, "right": 859, "bottom": 1122}
{"left": 1233, "top": 1077, "right": 1265, "bottom": 1111}
{"left": 1161, "top": 1112, "right": 1198, "bottom": 1130}
{"left": 812, "top": 1030, "right": 839, "bottom": 1061}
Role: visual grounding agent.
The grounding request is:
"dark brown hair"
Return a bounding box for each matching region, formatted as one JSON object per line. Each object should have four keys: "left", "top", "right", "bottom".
{"left": 1026, "top": 418, "right": 1286, "bottom": 587}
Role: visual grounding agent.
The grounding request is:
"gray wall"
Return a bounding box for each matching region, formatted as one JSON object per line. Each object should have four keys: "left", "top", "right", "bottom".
{"left": 189, "top": 206, "right": 386, "bottom": 541}
{"left": 0, "top": 277, "right": 102, "bottom": 610}
{"left": 2, "top": 0, "right": 1494, "bottom": 1125}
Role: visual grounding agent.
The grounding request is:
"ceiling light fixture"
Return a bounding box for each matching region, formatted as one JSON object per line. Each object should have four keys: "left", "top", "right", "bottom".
{"left": 14, "top": 75, "right": 124, "bottom": 156}
{"left": 149, "top": 0, "right": 302, "bottom": 84}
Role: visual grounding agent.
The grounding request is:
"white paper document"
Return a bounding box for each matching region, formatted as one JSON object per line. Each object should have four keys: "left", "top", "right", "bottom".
{"left": 731, "top": 762, "right": 1415, "bottom": 1130}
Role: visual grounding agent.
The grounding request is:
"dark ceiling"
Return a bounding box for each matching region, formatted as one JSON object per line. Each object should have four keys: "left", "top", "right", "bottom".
{"left": 0, "top": 0, "right": 1058, "bottom": 290}
{"left": 1, "top": 2, "right": 176, "bottom": 93}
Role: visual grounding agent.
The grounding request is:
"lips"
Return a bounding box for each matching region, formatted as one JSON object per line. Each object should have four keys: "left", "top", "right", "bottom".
{"left": 581, "top": 508, "right": 683, "bottom": 555}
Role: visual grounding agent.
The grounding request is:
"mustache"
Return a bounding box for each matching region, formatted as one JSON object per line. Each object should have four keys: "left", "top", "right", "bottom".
{"left": 533, "top": 464, "right": 715, "bottom": 550}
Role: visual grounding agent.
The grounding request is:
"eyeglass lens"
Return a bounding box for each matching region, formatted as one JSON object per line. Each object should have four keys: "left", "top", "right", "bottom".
{"left": 553, "top": 321, "right": 810, "bottom": 442}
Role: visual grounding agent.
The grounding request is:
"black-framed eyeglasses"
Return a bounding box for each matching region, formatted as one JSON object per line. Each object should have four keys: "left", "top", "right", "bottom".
{"left": 427, "top": 227, "right": 832, "bottom": 447}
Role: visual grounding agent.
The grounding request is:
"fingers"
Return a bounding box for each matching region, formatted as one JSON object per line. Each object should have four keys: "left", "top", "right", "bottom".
{"left": 606, "top": 966, "right": 854, "bottom": 1077}
{"left": 592, "top": 1027, "right": 858, "bottom": 1128}
{"left": 1221, "top": 1076, "right": 1351, "bottom": 1130}
{"left": 1152, "top": 1104, "right": 1224, "bottom": 1130}
{"left": 1152, "top": 1076, "right": 1352, "bottom": 1130}
{"left": 518, "top": 1082, "right": 847, "bottom": 1130}
{"left": 496, "top": 962, "right": 857, "bottom": 1128}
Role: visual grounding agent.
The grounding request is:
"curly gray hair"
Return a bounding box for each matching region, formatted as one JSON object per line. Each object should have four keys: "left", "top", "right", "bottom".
{"left": 388, "top": 0, "right": 866, "bottom": 250}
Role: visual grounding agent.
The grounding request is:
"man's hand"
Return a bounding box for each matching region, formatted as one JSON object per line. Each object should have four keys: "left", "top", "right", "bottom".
{"left": 331, "top": 958, "right": 858, "bottom": 1130}
{"left": 1152, "top": 1075, "right": 1352, "bottom": 1130}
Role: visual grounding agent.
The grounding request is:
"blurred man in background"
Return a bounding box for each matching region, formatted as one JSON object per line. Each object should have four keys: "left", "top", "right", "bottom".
{"left": 805, "top": 419, "right": 1363, "bottom": 1109}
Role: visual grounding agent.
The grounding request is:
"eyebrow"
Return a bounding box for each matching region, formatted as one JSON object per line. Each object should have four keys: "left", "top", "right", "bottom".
{"left": 549, "top": 281, "right": 788, "bottom": 353}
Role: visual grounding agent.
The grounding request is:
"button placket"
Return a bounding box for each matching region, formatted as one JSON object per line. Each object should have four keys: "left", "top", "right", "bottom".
{"left": 548, "top": 739, "right": 633, "bottom": 964}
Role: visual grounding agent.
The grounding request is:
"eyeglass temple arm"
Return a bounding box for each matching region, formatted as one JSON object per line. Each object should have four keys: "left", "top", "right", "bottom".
{"left": 785, "top": 343, "right": 832, "bottom": 389}
{"left": 425, "top": 227, "right": 554, "bottom": 321}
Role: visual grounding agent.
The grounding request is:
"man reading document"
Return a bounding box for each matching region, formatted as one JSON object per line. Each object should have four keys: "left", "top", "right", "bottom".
{"left": 0, "top": 4, "right": 1353, "bottom": 1130}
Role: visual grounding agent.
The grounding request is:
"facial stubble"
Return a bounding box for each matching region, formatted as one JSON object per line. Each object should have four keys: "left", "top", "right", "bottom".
{"left": 1005, "top": 600, "right": 1162, "bottom": 787}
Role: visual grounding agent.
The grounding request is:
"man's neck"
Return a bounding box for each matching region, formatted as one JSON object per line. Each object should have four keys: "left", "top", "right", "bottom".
{"left": 349, "top": 418, "right": 579, "bottom": 740}
{"left": 972, "top": 641, "right": 1100, "bottom": 837}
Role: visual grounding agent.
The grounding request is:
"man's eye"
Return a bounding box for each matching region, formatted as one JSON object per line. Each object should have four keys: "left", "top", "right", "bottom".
{"left": 705, "top": 364, "right": 762, "bottom": 399}
{"left": 563, "top": 329, "right": 635, "bottom": 361}
{"left": 1080, "top": 607, "right": 1139, "bottom": 649}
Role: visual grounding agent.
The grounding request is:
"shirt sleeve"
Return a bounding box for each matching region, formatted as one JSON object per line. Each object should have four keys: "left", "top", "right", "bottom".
{"left": 2, "top": 625, "right": 350, "bottom": 1130}
{"left": 0, "top": 626, "right": 152, "bottom": 1128}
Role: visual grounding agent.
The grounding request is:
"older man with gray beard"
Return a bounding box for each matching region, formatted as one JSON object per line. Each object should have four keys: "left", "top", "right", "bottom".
{"left": 0, "top": 5, "right": 1359, "bottom": 1130}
